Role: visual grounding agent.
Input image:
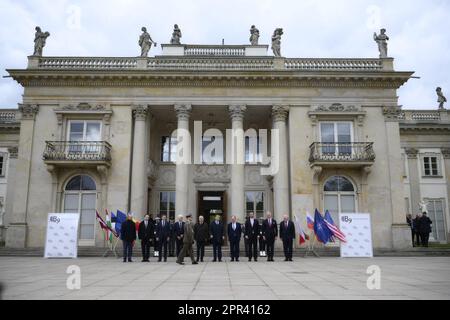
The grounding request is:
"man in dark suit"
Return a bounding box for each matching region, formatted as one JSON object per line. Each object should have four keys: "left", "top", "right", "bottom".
{"left": 245, "top": 212, "right": 260, "bottom": 262}
{"left": 228, "top": 215, "right": 242, "bottom": 262}
{"left": 279, "top": 214, "right": 295, "bottom": 261}
{"left": 173, "top": 215, "right": 185, "bottom": 257}
{"left": 120, "top": 213, "right": 137, "bottom": 263}
{"left": 155, "top": 215, "right": 171, "bottom": 262}
{"left": 209, "top": 215, "right": 224, "bottom": 262}
{"left": 418, "top": 212, "right": 433, "bottom": 247}
{"left": 138, "top": 214, "right": 154, "bottom": 262}
{"left": 176, "top": 215, "right": 198, "bottom": 265}
{"left": 262, "top": 211, "right": 277, "bottom": 262}
{"left": 194, "top": 215, "right": 209, "bottom": 262}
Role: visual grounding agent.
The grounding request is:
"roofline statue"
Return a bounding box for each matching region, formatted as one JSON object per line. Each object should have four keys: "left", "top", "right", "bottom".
{"left": 139, "top": 27, "right": 157, "bottom": 57}
{"left": 271, "top": 28, "right": 283, "bottom": 57}
{"left": 373, "top": 28, "right": 389, "bottom": 58}
{"left": 170, "top": 24, "right": 182, "bottom": 45}
{"left": 249, "top": 25, "right": 260, "bottom": 45}
{"left": 436, "top": 87, "right": 447, "bottom": 110}
{"left": 33, "top": 26, "right": 50, "bottom": 57}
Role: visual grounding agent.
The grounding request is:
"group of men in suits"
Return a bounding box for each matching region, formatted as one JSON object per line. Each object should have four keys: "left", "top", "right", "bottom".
{"left": 121, "top": 211, "right": 297, "bottom": 263}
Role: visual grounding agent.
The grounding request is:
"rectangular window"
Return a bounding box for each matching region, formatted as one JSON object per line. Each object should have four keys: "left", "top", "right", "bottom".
{"left": 245, "top": 191, "right": 264, "bottom": 219}
{"left": 68, "top": 121, "right": 101, "bottom": 141}
{"left": 0, "top": 154, "right": 5, "bottom": 177}
{"left": 160, "top": 136, "right": 177, "bottom": 162}
{"left": 426, "top": 199, "right": 447, "bottom": 242}
{"left": 201, "top": 135, "right": 224, "bottom": 164}
{"left": 423, "top": 156, "right": 440, "bottom": 177}
{"left": 320, "top": 122, "right": 353, "bottom": 155}
{"left": 159, "top": 191, "right": 176, "bottom": 221}
{"left": 245, "top": 136, "right": 263, "bottom": 164}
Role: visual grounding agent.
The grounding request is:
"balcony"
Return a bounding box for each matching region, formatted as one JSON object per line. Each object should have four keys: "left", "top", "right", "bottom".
{"left": 309, "top": 142, "right": 375, "bottom": 168}
{"left": 43, "top": 141, "right": 112, "bottom": 167}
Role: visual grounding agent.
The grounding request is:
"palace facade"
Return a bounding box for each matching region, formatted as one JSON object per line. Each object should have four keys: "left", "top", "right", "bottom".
{"left": 0, "top": 43, "right": 449, "bottom": 249}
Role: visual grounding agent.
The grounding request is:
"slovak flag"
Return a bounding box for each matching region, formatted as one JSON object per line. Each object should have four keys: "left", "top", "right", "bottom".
{"left": 294, "top": 215, "right": 308, "bottom": 245}
{"left": 306, "top": 212, "right": 315, "bottom": 230}
{"left": 324, "top": 210, "right": 347, "bottom": 243}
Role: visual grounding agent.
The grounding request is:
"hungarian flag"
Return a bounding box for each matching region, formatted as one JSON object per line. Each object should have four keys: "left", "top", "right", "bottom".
{"left": 294, "top": 214, "right": 308, "bottom": 245}
{"left": 105, "top": 210, "right": 117, "bottom": 243}
{"left": 324, "top": 210, "right": 347, "bottom": 243}
{"left": 96, "top": 210, "right": 118, "bottom": 239}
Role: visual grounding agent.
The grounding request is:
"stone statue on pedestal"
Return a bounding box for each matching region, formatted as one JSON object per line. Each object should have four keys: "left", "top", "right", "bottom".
{"left": 436, "top": 87, "right": 447, "bottom": 110}
{"left": 373, "top": 28, "right": 389, "bottom": 58}
{"left": 170, "top": 24, "right": 182, "bottom": 45}
{"left": 419, "top": 200, "right": 429, "bottom": 215}
{"left": 139, "top": 27, "right": 157, "bottom": 57}
{"left": 249, "top": 25, "right": 259, "bottom": 45}
{"left": 33, "top": 26, "right": 50, "bottom": 56}
{"left": 271, "top": 28, "right": 283, "bottom": 57}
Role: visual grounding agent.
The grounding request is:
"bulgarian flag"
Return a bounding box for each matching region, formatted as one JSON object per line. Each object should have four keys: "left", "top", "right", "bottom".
{"left": 294, "top": 214, "right": 309, "bottom": 245}
{"left": 306, "top": 212, "right": 315, "bottom": 230}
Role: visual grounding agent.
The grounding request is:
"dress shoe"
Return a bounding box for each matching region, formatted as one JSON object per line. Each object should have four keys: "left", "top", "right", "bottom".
{"left": 248, "top": 258, "right": 252, "bottom": 262}
{"left": 192, "top": 261, "right": 198, "bottom": 265}
{"left": 123, "top": 260, "right": 126, "bottom": 263}
{"left": 200, "top": 259, "right": 204, "bottom": 262}
{"left": 176, "top": 261, "right": 184, "bottom": 265}
{"left": 284, "top": 258, "right": 288, "bottom": 261}
{"left": 128, "top": 259, "right": 133, "bottom": 262}
{"left": 212, "top": 259, "right": 217, "bottom": 262}
{"left": 231, "top": 258, "right": 235, "bottom": 262}
{"left": 236, "top": 259, "right": 239, "bottom": 262}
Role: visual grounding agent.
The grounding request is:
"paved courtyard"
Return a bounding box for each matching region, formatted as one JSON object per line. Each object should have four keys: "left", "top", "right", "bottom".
{"left": 1, "top": 256, "right": 449, "bottom": 300}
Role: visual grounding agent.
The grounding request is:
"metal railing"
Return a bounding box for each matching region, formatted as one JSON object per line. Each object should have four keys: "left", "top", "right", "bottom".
{"left": 43, "top": 141, "right": 112, "bottom": 162}
{"left": 309, "top": 142, "right": 375, "bottom": 163}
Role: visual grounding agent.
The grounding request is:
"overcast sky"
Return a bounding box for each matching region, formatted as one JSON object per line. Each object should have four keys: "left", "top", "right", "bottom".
{"left": 1, "top": 0, "right": 449, "bottom": 109}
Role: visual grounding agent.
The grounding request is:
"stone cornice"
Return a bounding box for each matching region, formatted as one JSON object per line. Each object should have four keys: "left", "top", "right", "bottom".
{"left": 7, "top": 70, "right": 413, "bottom": 89}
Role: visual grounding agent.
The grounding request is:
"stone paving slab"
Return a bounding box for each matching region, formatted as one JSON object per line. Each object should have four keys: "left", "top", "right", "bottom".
{"left": 0, "top": 256, "right": 449, "bottom": 300}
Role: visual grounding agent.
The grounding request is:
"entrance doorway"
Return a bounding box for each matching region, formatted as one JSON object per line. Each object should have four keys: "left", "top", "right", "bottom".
{"left": 197, "top": 191, "right": 226, "bottom": 226}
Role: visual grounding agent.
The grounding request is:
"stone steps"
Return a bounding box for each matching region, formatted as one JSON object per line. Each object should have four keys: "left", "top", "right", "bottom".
{"left": 1, "top": 246, "right": 450, "bottom": 257}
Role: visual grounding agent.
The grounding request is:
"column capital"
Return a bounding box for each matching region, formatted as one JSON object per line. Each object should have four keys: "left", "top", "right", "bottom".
{"left": 272, "top": 105, "right": 289, "bottom": 122}
{"left": 382, "top": 105, "right": 404, "bottom": 121}
{"left": 228, "top": 105, "right": 247, "bottom": 121}
{"left": 441, "top": 148, "right": 450, "bottom": 159}
{"left": 18, "top": 104, "right": 39, "bottom": 120}
{"left": 132, "top": 105, "right": 149, "bottom": 120}
{"left": 174, "top": 104, "right": 192, "bottom": 120}
{"left": 405, "top": 148, "right": 419, "bottom": 159}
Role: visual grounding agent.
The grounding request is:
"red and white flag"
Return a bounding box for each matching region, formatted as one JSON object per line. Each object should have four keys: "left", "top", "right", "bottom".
{"left": 294, "top": 214, "right": 308, "bottom": 245}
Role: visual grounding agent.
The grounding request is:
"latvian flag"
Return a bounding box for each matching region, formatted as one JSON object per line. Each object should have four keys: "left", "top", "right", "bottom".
{"left": 294, "top": 214, "right": 308, "bottom": 245}
{"left": 324, "top": 210, "right": 347, "bottom": 243}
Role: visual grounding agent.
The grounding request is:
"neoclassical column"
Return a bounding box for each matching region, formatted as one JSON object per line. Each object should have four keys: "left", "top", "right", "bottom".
{"left": 228, "top": 105, "right": 247, "bottom": 222}
{"left": 6, "top": 104, "right": 39, "bottom": 248}
{"left": 272, "top": 105, "right": 290, "bottom": 223}
{"left": 441, "top": 148, "right": 450, "bottom": 240}
{"left": 405, "top": 148, "right": 421, "bottom": 215}
{"left": 175, "top": 104, "right": 192, "bottom": 215}
{"left": 130, "top": 105, "right": 150, "bottom": 220}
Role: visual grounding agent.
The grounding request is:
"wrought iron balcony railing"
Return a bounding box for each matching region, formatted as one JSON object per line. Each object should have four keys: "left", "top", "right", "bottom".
{"left": 309, "top": 142, "right": 375, "bottom": 163}
{"left": 43, "top": 141, "right": 112, "bottom": 163}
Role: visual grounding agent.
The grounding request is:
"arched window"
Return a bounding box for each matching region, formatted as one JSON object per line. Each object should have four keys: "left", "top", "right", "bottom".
{"left": 323, "top": 176, "right": 356, "bottom": 222}
{"left": 63, "top": 175, "right": 97, "bottom": 241}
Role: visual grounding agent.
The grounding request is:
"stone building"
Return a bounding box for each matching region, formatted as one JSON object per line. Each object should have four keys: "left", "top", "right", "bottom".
{"left": 0, "top": 41, "right": 449, "bottom": 249}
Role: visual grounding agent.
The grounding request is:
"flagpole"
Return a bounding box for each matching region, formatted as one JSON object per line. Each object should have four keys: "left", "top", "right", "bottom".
{"left": 304, "top": 230, "right": 320, "bottom": 258}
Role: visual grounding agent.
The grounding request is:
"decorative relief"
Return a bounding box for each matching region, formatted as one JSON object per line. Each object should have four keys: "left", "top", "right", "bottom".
{"left": 246, "top": 168, "right": 263, "bottom": 186}
{"left": 60, "top": 103, "right": 106, "bottom": 111}
{"left": 7, "top": 146, "right": 18, "bottom": 159}
{"left": 174, "top": 104, "right": 192, "bottom": 120}
{"left": 405, "top": 148, "right": 419, "bottom": 159}
{"left": 132, "top": 105, "right": 149, "bottom": 120}
{"left": 18, "top": 104, "right": 39, "bottom": 119}
{"left": 160, "top": 167, "right": 176, "bottom": 185}
{"left": 315, "top": 103, "right": 360, "bottom": 112}
{"left": 383, "top": 106, "right": 404, "bottom": 121}
{"left": 194, "top": 165, "right": 230, "bottom": 182}
{"left": 228, "top": 105, "right": 247, "bottom": 121}
{"left": 441, "top": 148, "right": 450, "bottom": 159}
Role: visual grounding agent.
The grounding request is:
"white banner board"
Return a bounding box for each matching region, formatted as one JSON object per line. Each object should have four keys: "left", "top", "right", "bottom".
{"left": 339, "top": 213, "right": 373, "bottom": 258}
{"left": 44, "top": 213, "right": 79, "bottom": 258}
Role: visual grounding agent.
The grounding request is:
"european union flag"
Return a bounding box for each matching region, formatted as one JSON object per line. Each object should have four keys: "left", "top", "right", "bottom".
{"left": 115, "top": 210, "right": 127, "bottom": 235}
{"left": 313, "top": 209, "right": 334, "bottom": 244}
